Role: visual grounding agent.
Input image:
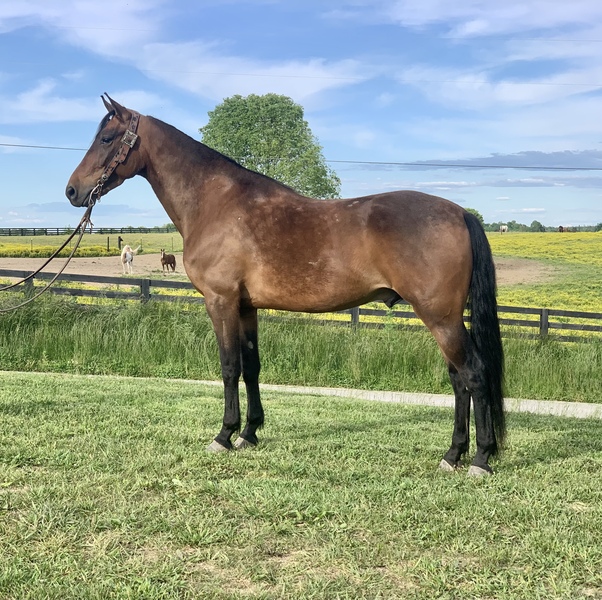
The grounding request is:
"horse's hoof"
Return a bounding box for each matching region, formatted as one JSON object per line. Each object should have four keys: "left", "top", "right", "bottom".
{"left": 233, "top": 436, "right": 257, "bottom": 450}
{"left": 438, "top": 459, "right": 458, "bottom": 472}
{"left": 467, "top": 465, "right": 492, "bottom": 477}
{"left": 206, "top": 440, "right": 231, "bottom": 453}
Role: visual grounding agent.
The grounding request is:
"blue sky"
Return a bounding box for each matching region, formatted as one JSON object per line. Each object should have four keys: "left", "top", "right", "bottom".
{"left": 1, "top": 0, "right": 602, "bottom": 228}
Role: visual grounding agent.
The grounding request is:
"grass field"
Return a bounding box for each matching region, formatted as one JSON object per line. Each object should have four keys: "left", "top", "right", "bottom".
{"left": 489, "top": 231, "right": 602, "bottom": 312}
{"left": 1, "top": 371, "right": 601, "bottom": 599}
{"left": 0, "top": 232, "right": 183, "bottom": 258}
{"left": 488, "top": 231, "right": 602, "bottom": 267}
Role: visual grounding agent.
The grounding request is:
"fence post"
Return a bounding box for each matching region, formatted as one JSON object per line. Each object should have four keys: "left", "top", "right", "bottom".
{"left": 350, "top": 306, "right": 360, "bottom": 328}
{"left": 140, "top": 279, "right": 151, "bottom": 303}
{"left": 540, "top": 308, "right": 549, "bottom": 337}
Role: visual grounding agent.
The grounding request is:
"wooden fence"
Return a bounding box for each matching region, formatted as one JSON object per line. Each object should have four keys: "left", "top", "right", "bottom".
{"left": 0, "top": 226, "right": 175, "bottom": 236}
{"left": 1, "top": 269, "right": 601, "bottom": 342}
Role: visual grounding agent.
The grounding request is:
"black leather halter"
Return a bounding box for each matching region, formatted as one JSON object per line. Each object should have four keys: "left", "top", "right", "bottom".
{"left": 88, "top": 110, "right": 140, "bottom": 206}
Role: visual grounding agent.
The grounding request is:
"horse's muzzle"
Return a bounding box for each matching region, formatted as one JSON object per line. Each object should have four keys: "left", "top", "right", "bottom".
{"left": 66, "top": 184, "right": 80, "bottom": 206}
{"left": 65, "top": 184, "right": 92, "bottom": 207}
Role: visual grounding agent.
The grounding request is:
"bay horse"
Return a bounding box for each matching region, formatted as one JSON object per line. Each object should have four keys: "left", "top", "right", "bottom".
{"left": 66, "top": 95, "right": 505, "bottom": 475}
{"left": 160, "top": 249, "right": 176, "bottom": 272}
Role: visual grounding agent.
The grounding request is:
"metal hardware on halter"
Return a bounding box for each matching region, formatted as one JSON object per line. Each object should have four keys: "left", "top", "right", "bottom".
{"left": 121, "top": 129, "right": 138, "bottom": 148}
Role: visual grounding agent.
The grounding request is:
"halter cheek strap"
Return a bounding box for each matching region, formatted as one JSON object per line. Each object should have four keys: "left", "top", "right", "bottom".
{"left": 89, "top": 111, "right": 140, "bottom": 205}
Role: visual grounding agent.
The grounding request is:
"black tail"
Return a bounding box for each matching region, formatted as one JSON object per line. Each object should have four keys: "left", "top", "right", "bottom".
{"left": 463, "top": 212, "right": 506, "bottom": 452}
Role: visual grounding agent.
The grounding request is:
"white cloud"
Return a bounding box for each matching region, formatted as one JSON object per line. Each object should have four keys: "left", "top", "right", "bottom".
{"left": 384, "top": 0, "right": 602, "bottom": 37}
{"left": 395, "top": 64, "right": 602, "bottom": 111}
{"left": 1, "top": 2, "right": 371, "bottom": 107}
{"left": 416, "top": 180, "right": 477, "bottom": 188}
{"left": 0, "top": 80, "right": 95, "bottom": 124}
{"left": 138, "top": 43, "right": 368, "bottom": 103}
{"left": 372, "top": 0, "right": 602, "bottom": 135}
{"left": 0, "top": 0, "right": 161, "bottom": 47}
{"left": 397, "top": 95, "right": 602, "bottom": 157}
{"left": 0, "top": 81, "right": 167, "bottom": 125}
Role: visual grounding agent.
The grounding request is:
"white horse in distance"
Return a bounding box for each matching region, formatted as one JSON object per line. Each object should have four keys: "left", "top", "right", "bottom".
{"left": 121, "top": 244, "right": 141, "bottom": 274}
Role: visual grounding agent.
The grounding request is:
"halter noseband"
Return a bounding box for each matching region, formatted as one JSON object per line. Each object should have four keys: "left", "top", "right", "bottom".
{"left": 88, "top": 110, "right": 140, "bottom": 206}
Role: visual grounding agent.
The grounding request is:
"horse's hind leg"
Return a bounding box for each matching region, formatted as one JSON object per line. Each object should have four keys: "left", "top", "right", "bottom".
{"left": 430, "top": 321, "right": 497, "bottom": 474}
{"left": 234, "top": 306, "right": 264, "bottom": 449}
{"left": 440, "top": 363, "right": 471, "bottom": 471}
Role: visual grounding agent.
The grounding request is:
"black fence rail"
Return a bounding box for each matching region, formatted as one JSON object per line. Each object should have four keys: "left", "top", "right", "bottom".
{"left": 1, "top": 269, "right": 600, "bottom": 343}
{"left": 0, "top": 226, "right": 176, "bottom": 236}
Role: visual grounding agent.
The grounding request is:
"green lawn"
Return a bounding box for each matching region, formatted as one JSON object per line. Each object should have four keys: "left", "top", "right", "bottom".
{"left": 1, "top": 371, "right": 601, "bottom": 599}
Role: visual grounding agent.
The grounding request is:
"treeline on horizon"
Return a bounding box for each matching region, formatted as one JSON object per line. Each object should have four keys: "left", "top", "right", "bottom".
{"left": 9, "top": 217, "right": 600, "bottom": 237}
{"left": 464, "top": 208, "right": 602, "bottom": 233}
{"left": 158, "top": 216, "right": 602, "bottom": 235}
{"left": 110, "top": 220, "right": 602, "bottom": 235}
{"left": 484, "top": 219, "right": 602, "bottom": 233}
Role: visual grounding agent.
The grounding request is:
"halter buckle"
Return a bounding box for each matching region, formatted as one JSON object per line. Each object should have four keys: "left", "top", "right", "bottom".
{"left": 88, "top": 182, "right": 103, "bottom": 206}
{"left": 121, "top": 129, "right": 138, "bottom": 148}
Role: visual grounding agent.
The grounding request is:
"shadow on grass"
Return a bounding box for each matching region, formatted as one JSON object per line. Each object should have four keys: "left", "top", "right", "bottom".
{"left": 260, "top": 394, "right": 602, "bottom": 474}
{"left": 494, "top": 412, "right": 602, "bottom": 472}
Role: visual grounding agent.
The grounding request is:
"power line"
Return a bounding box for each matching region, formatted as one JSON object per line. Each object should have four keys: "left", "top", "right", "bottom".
{"left": 0, "top": 142, "right": 87, "bottom": 151}
{"left": 2, "top": 141, "right": 602, "bottom": 171}
{"left": 4, "top": 62, "right": 602, "bottom": 86}
{"left": 327, "top": 159, "right": 602, "bottom": 171}
{"left": 15, "top": 24, "right": 602, "bottom": 43}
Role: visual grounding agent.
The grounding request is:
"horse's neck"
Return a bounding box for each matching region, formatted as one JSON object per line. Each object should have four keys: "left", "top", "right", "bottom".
{"left": 141, "top": 117, "right": 240, "bottom": 237}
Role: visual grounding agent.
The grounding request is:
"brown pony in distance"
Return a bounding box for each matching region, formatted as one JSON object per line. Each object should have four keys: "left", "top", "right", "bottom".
{"left": 160, "top": 249, "right": 176, "bottom": 272}
{"left": 66, "top": 95, "right": 505, "bottom": 475}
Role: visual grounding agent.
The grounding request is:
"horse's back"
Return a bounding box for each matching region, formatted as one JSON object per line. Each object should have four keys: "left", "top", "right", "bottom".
{"left": 189, "top": 189, "right": 473, "bottom": 313}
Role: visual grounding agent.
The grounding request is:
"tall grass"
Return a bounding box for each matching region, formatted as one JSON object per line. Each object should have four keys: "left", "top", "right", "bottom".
{"left": 1, "top": 295, "right": 601, "bottom": 402}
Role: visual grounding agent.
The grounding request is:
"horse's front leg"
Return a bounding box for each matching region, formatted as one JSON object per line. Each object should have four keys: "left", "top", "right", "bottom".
{"left": 234, "top": 305, "right": 264, "bottom": 449}
{"left": 205, "top": 295, "right": 242, "bottom": 452}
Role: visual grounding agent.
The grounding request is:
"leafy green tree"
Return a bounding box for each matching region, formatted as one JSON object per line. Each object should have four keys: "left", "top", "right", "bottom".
{"left": 199, "top": 94, "right": 341, "bottom": 198}
{"left": 529, "top": 220, "right": 546, "bottom": 232}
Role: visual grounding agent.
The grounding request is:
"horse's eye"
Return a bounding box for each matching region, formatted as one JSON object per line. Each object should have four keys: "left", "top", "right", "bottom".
{"left": 100, "top": 135, "right": 114, "bottom": 145}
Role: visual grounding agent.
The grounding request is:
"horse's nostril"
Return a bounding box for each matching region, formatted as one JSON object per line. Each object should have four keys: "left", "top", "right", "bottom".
{"left": 65, "top": 185, "right": 77, "bottom": 201}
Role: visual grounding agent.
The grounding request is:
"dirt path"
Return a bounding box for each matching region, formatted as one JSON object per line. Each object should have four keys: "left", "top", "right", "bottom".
{"left": 0, "top": 253, "right": 184, "bottom": 279}
{"left": 0, "top": 254, "right": 557, "bottom": 285}
{"left": 493, "top": 257, "right": 560, "bottom": 286}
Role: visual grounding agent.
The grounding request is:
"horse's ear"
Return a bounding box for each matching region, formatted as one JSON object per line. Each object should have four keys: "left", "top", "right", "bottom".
{"left": 101, "top": 94, "right": 113, "bottom": 114}
{"left": 101, "top": 93, "right": 130, "bottom": 122}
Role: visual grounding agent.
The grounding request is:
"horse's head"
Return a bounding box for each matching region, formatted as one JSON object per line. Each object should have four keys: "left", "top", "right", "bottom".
{"left": 66, "top": 94, "right": 143, "bottom": 207}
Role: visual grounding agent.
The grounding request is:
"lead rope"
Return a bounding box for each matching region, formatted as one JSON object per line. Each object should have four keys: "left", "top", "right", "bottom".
{"left": 0, "top": 108, "right": 140, "bottom": 311}
{"left": 0, "top": 204, "right": 94, "bottom": 313}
